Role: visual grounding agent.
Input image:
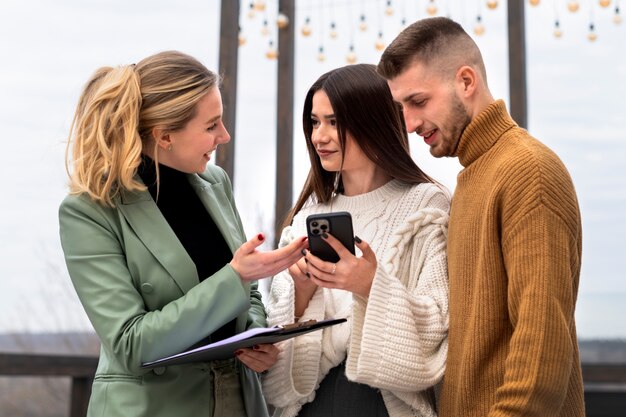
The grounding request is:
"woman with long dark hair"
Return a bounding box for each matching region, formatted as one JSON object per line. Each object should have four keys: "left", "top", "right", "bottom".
{"left": 261, "top": 64, "right": 450, "bottom": 417}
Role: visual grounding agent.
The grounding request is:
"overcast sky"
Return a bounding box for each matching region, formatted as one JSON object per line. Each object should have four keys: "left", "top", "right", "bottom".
{"left": 0, "top": 0, "right": 624, "bottom": 338}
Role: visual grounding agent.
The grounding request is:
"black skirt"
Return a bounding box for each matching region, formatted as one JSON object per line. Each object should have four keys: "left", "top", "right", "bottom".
{"left": 297, "top": 361, "right": 389, "bottom": 417}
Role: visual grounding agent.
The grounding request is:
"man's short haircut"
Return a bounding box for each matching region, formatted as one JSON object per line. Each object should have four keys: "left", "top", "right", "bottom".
{"left": 378, "top": 17, "right": 487, "bottom": 83}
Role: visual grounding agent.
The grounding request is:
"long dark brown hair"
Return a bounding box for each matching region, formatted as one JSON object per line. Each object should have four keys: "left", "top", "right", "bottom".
{"left": 283, "top": 63, "right": 434, "bottom": 227}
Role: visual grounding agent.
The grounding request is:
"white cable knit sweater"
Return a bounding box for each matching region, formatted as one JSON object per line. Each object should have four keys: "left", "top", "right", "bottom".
{"left": 263, "top": 180, "right": 450, "bottom": 417}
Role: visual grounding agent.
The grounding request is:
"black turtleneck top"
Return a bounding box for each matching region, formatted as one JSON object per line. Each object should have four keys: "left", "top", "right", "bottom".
{"left": 137, "top": 155, "right": 236, "bottom": 342}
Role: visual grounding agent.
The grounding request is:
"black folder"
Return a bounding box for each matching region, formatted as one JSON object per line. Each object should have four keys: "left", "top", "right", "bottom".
{"left": 141, "top": 318, "right": 347, "bottom": 368}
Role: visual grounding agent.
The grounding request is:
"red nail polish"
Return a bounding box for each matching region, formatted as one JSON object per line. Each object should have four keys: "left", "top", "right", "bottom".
{"left": 257, "top": 233, "right": 265, "bottom": 241}
{"left": 235, "top": 350, "right": 243, "bottom": 356}
{"left": 301, "top": 236, "right": 308, "bottom": 242}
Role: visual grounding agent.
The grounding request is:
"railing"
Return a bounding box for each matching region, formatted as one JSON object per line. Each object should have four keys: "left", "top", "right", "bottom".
{"left": 0, "top": 353, "right": 97, "bottom": 417}
{"left": 0, "top": 353, "right": 625, "bottom": 417}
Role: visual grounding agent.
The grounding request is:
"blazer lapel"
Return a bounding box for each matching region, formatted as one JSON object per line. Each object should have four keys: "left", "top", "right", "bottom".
{"left": 188, "top": 173, "right": 251, "bottom": 308}
{"left": 118, "top": 188, "right": 199, "bottom": 294}
{"left": 187, "top": 175, "right": 245, "bottom": 254}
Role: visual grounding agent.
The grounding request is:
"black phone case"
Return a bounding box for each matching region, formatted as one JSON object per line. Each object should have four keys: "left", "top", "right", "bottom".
{"left": 306, "top": 212, "right": 355, "bottom": 263}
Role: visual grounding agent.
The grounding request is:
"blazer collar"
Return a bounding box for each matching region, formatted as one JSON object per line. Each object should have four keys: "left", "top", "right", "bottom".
{"left": 117, "top": 172, "right": 243, "bottom": 294}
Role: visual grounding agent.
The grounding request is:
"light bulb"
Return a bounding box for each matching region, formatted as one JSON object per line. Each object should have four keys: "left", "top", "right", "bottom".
{"left": 529, "top": 0, "right": 540, "bottom": 6}
{"left": 277, "top": 14, "right": 289, "bottom": 29}
{"left": 567, "top": 1, "right": 580, "bottom": 12}
{"left": 330, "top": 22, "right": 338, "bottom": 39}
{"left": 487, "top": 1, "right": 498, "bottom": 9}
{"left": 317, "top": 46, "right": 326, "bottom": 62}
{"left": 599, "top": 0, "right": 611, "bottom": 8}
{"left": 474, "top": 16, "right": 485, "bottom": 36}
{"left": 238, "top": 33, "right": 247, "bottom": 46}
{"left": 254, "top": 0, "right": 266, "bottom": 11}
{"left": 346, "top": 52, "right": 357, "bottom": 64}
{"left": 266, "top": 47, "right": 278, "bottom": 59}
{"left": 261, "top": 20, "right": 270, "bottom": 36}
{"left": 553, "top": 20, "right": 562, "bottom": 38}
{"left": 427, "top": 5, "right": 438, "bottom": 16}
{"left": 301, "top": 25, "right": 312, "bottom": 36}
{"left": 375, "top": 34, "right": 385, "bottom": 51}
{"left": 587, "top": 23, "right": 597, "bottom": 41}
{"left": 359, "top": 15, "right": 368, "bottom": 32}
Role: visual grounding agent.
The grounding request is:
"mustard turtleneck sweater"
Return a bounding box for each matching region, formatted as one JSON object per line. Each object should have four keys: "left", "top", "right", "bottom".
{"left": 439, "top": 100, "right": 585, "bottom": 417}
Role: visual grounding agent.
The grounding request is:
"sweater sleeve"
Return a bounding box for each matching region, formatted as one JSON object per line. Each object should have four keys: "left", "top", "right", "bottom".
{"left": 490, "top": 205, "right": 579, "bottom": 416}
{"left": 262, "top": 225, "right": 328, "bottom": 409}
{"left": 346, "top": 208, "right": 449, "bottom": 394}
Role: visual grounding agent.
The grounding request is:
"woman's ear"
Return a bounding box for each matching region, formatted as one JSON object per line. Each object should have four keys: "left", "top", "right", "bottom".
{"left": 151, "top": 127, "right": 172, "bottom": 151}
{"left": 455, "top": 65, "right": 477, "bottom": 98}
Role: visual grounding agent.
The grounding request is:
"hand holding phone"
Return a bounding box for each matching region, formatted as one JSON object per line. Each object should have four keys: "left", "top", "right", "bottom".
{"left": 306, "top": 212, "right": 355, "bottom": 263}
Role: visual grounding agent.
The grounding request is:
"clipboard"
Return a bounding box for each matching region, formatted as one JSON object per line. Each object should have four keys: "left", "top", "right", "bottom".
{"left": 141, "top": 317, "right": 347, "bottom": 369}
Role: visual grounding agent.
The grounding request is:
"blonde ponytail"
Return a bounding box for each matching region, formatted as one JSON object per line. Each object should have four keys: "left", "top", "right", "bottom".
{"left": 66, "top": 51, "right": 217, "bottom": 206}
{"left": 66, "top": 65, "right": 144, "bottom": 206}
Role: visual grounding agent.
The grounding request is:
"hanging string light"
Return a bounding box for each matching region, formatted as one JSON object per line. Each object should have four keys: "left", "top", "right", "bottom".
{"left": 247, "top": 1, "right": 256, "bottom": 19}
{"left": 567, "top": 1, "right": 580, "bottom": 12}
{"left": 266, "top": 39, "right": 278, "bottom": 59}
{"left": 553, "top": 19, "right": 563, "bottom": 37}
{"left": 254, "top": 0, "right": 267, "bottom": 12}
{"left": 599, "top": 0, "right": 612, "bottom": 7}
{"left": 487, "top": 1, "right": 499, "bottom": 10}
{"left": 346, "top": 44, "right": 357, "bottom": 64}
{"left": 553, "top": 0, "right": 563, "bottom": 38}
{"left": 587, "top": 22, "right": 598, "bottom": 41}
{"left": 474, "top": 14, "right": 486, "bottom": 35}
{"left": 317, "top": 45, "right": 326, "bottom": 62}
{"left": 238, "top": 26, "right": 247, "bottom": 46}
{"left": 276, "top": 13, "right": 289, "bottom": 29}
{"left": 301, "top": 16, "right": 312, "bottom": 37}
{"left": 359, "top": 13, "right": 368, "bottom": 31}
{"left": 375, "top": 31, "right": 386, "bottom": 51}
{"left": 330, "top": 21, "right": 338, "bottom": 39}
{"left": 385, "top": 0, "right": 395, "bottom": 16}
{"left": 427, "top": 0, "right": 438, "bottom": 16}
{"left": 529, "top": 0, "right": 540, "bottom": 6}
{"left": 261, "top": 18, "right": 270, "bottom": 36}
{"left": 614, "top": 2, "right": 622, "bottom": 23}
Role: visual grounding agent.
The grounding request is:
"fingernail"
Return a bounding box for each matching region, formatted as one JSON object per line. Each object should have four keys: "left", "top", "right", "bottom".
{"left": 354, "top": 235, "right": 362, "bottom": 243}
{"left": 257, "top": 233, "right": 265, "bottom": 241}
{"left": 235, "top": 350, "right": 243, "bottom": 356}
{"left": 322, "top": 232, "right": 328, "bottom": 239}
{"left": 301, "top": 236, "right": 308, "bottom": 242}
{"left": 253, "top": 345, "right": 260, "bottom": 351}
{"left": 301, "top": 248, "right": 307, "bottom": 256}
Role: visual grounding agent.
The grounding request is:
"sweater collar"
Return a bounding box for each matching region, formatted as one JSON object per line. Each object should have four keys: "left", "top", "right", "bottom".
{"left": 453, "top": 99, "right": 517, "bottom": 167}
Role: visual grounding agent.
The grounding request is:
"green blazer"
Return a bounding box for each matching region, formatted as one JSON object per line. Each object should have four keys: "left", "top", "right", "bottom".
{"left": 59, "top": 164, "right": 269, "bottom": 417}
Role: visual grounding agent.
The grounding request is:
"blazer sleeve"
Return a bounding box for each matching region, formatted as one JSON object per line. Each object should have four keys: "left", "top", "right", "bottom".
{"left": 59, "top": 194, "right": 252, "bottom": 375}
{"left": 214, "top": 166, "right": 267, "bottom": 331}
{"left": 346, "top": 207, "right": 449, "bottom": 394}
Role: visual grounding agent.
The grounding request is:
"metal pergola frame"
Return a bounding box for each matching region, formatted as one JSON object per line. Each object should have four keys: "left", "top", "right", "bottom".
{"left": 217, "top": 0, "right": 527, "bottom": 243}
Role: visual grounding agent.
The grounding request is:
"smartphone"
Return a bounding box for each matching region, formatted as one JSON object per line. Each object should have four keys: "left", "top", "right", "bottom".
{"left": 306, "top": 212, "right": 355, "bottom": 263}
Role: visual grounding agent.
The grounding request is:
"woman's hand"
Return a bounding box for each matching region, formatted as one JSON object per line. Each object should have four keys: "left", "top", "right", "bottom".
{"left": 304, "top": 234, "right": 377, "bottom": 298}
{"left": 235, "top": 343, "right": 280, "bottom": 373}
{"left": 230, "top": 233, "right": 308, "bottom": 281}
{"left": 288, "top": 256, "right": 318, "bottom": 318}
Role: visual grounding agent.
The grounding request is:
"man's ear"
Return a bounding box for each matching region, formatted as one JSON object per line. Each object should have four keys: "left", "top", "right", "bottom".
{"left": 151, "top": 127, "right": 172, "bottom": 150}
{"left": 455, "top": 65, "right": 477, "bottom": 98}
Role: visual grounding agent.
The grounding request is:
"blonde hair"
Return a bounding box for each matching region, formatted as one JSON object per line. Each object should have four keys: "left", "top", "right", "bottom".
{"left": 66, "top": 51, "right": 218, "bottom": 206}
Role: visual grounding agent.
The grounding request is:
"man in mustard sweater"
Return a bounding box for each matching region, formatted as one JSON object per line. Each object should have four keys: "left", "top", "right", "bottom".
{"left": 377, "top": 17, "right": 585, "bottom": 417}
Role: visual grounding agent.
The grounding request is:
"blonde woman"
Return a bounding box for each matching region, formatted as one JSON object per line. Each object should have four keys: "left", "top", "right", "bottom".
{"left": 59, "top": 50, "right": 306, "bottom": 417}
